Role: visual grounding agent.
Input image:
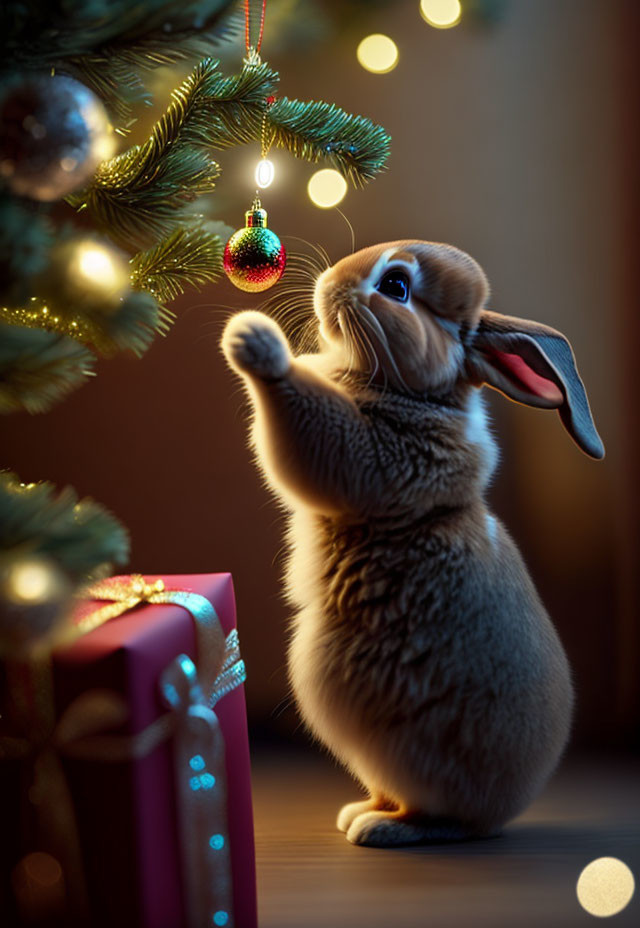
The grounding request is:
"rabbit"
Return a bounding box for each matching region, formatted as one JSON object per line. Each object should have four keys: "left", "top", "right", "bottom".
{"left": 221, "top": 239, "right": 604, "bottom": 848}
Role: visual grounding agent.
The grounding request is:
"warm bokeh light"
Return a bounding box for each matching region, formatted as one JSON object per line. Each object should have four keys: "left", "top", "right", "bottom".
{"left": 4, "top": 558, "right": 60, "bottom": 605}
{"left": 11, "top": 852, "right": 65, "bottom": 923}
{"left": 80, "top": 96, "right": 117, "bottom": 161}
{"left": 576, "top": 858, "right": 635, "bottom": 917}
{"left": 255, "top": 158, "right": 275, "bottom": 188}
{"left": 356, "top": 34, "right": 399, "bottom": 74}
{"left": 307, "top": 169, "right": 348, "bottom": 209}
{"left": 77, "top": 245, "right": 117, "bottom": 283}
{"left": 73, "top": 242, "right": 128, "bottom": 296}
{"left": 420, "top": 0, "right": 462, "bottom": 29}
{"left": 22, "top": 853, "right": 63, "bottom": 888}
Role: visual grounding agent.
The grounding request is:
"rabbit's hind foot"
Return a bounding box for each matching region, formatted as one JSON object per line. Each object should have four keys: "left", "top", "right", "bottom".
{"left": 346, "top": 810, "right": 484, "bottom": 848}
{"left": 337, "top": 797, "right": 397, "bottom": 833}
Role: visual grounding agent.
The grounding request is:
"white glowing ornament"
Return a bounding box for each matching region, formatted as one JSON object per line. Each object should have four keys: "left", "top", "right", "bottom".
{"left": 255, "top": 158, "right": 274, "bottom": 188}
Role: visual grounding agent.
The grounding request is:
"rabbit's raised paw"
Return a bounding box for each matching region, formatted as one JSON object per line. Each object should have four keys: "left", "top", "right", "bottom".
{"left": 222, "top": 311, "right": 290, "bottom": 380}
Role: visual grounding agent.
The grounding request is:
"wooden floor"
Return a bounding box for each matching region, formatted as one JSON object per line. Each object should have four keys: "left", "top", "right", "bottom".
{"left": 252, "top": 749, "right": 640, "bottom": 928}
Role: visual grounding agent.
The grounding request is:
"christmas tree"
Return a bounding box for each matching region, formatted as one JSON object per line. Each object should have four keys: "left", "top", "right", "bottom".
{"left": 0, "top": 0, "right": 390, "bottom": 642}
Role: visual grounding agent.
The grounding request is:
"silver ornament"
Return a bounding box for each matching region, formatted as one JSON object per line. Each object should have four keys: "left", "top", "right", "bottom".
{"left": 0, "top": 74, "right": 114, "bottom": 202}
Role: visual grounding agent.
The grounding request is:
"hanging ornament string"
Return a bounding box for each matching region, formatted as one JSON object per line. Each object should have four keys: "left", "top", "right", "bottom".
{"left": 224, "top": 0, "right": 286, "bottom": 293}
{"left": 244, "top": 0, "right": 267, "bottom": 65}
{"left": 245, "top": 0, "right": 275, "bottom": 187}
{"left": 255, "top": 102, "right": 275, "bottom": 188}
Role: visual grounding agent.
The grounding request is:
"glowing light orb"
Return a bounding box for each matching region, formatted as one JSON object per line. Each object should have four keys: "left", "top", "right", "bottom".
{"left": 5, "top": 558, "right": 60, "bottom": 605}
{"left": 71, "top": 242, "right": 128, "bottom": 300}
{"left": 576, "top": 857, "right": 635, "bottom": 917}
{"left": 420, "top": 0, "right": 462, "bottom": 29}
{"left": 307, "top": 169, "right": 347, "bottom": 209}
{"left": 356, "top": 34, "right": 399, "bottom": 74}
{"left": 255, "top": 158, "right": 274, "bottom": 188}
{"left": 76, "top": 245, "right": 118, "bottom": 285}
{"left": 22, "top": 853, "right": 63, "bottom": 887}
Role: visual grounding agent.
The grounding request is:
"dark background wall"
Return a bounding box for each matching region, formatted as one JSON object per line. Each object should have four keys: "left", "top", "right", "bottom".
{"left": 1, "top": 0, "right": 638, "bottom": 750}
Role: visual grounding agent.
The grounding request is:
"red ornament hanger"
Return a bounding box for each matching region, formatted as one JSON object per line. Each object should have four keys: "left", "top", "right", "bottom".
{"left": 244, "top": 0, "right": 267, "bottom": 59}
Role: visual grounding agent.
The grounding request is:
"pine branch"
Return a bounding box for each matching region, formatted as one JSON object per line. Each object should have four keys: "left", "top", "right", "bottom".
{"left": 130, "top": 226, "right": 224, "bottom": 303}
{"left": 177, "top": 59, "right": 278, "bottom": 148}
{"left": 63, "top": 12, "right": 242, "bottom": 129}
{"left": 172, "top": 62, "right": 392, "bottom": 181}
{"left": 152, "top": 60, "right": 391, "bottom": 182}
{"left": 0, "top": 324, "right": 95, "bottom": 414}
{"left": 0, "top": 470, "right": 129, "bottom": 577}
{"left": 267, "top": 97, "right": 392, "bottom": 186}
{"left": 77, "top": 146, "right": 220, "bottom": 251}
{"left": 3, "top": 1, "right": 236, "bottom": 67}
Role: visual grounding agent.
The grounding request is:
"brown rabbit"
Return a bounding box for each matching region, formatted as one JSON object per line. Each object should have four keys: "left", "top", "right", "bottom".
{"left": 221, "top": 240, "right": 604, "bottom": 847}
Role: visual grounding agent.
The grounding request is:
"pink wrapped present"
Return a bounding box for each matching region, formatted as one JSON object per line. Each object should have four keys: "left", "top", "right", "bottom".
{"left": 0, "top": 573, "right": 257, "bottom": 928}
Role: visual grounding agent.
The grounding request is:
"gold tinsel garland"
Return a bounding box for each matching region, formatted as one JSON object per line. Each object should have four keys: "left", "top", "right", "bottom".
{"left": 0, "top": 290, "right": 171, "bottom": 358}
{"left": 0, "top": 299, "right": 95, "bottom": 345}
{"left": 0, "top": 297, "right": 122, "bottom": 357}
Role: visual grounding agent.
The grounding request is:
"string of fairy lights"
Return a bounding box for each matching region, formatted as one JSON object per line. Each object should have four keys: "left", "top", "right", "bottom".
{"left": 307, "top": 0, "right": 468, "bottom": 210}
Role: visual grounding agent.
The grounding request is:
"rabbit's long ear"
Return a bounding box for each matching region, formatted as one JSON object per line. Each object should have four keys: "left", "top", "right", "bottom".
{"left": 465, "top": 311, "right": 604, "bottom": 459}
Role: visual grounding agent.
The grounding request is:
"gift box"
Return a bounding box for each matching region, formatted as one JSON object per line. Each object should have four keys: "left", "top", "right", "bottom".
{"left": 0, "top": 573, "right": 257, "bottom": 928}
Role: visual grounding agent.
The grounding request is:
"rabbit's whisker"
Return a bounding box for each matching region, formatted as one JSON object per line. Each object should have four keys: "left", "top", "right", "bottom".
{"left": 340, "top": 306, "right": 380, "bottom": 387}
{"left": 357, "top": 320, "right": 381, "bottom": 386}
{"left": 281, "top": 238, "right": 330, "bottom": 274}
{"left": 357, "top": 302, "right": 411, "bottom": 394}
{"left": 335, "top": 207, "right": 356, "bottom": 256}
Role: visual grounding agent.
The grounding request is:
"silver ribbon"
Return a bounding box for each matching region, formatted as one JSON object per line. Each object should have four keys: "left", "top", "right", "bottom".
{"left": 161, "top": 629, "right": 246, "bottom": 928}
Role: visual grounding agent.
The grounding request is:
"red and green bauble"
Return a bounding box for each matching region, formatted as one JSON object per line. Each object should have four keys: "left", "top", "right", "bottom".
{"left": 223, "top": 197, "right": 286, "bottom": 292}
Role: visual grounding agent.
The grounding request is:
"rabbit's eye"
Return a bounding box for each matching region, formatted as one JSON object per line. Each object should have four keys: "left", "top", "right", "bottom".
{"left": 377, "top": 270, "right": 410, "bottom": 303}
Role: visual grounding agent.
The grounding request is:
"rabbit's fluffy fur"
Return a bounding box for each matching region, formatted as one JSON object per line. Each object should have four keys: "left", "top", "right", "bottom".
{"left": 222, "top": 240, "right": 602, "bottom": 847}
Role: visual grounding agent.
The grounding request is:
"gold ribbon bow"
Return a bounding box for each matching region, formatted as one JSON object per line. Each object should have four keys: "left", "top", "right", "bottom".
{"left": 1, "top": 574, "right": 246, "bottom": 928}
